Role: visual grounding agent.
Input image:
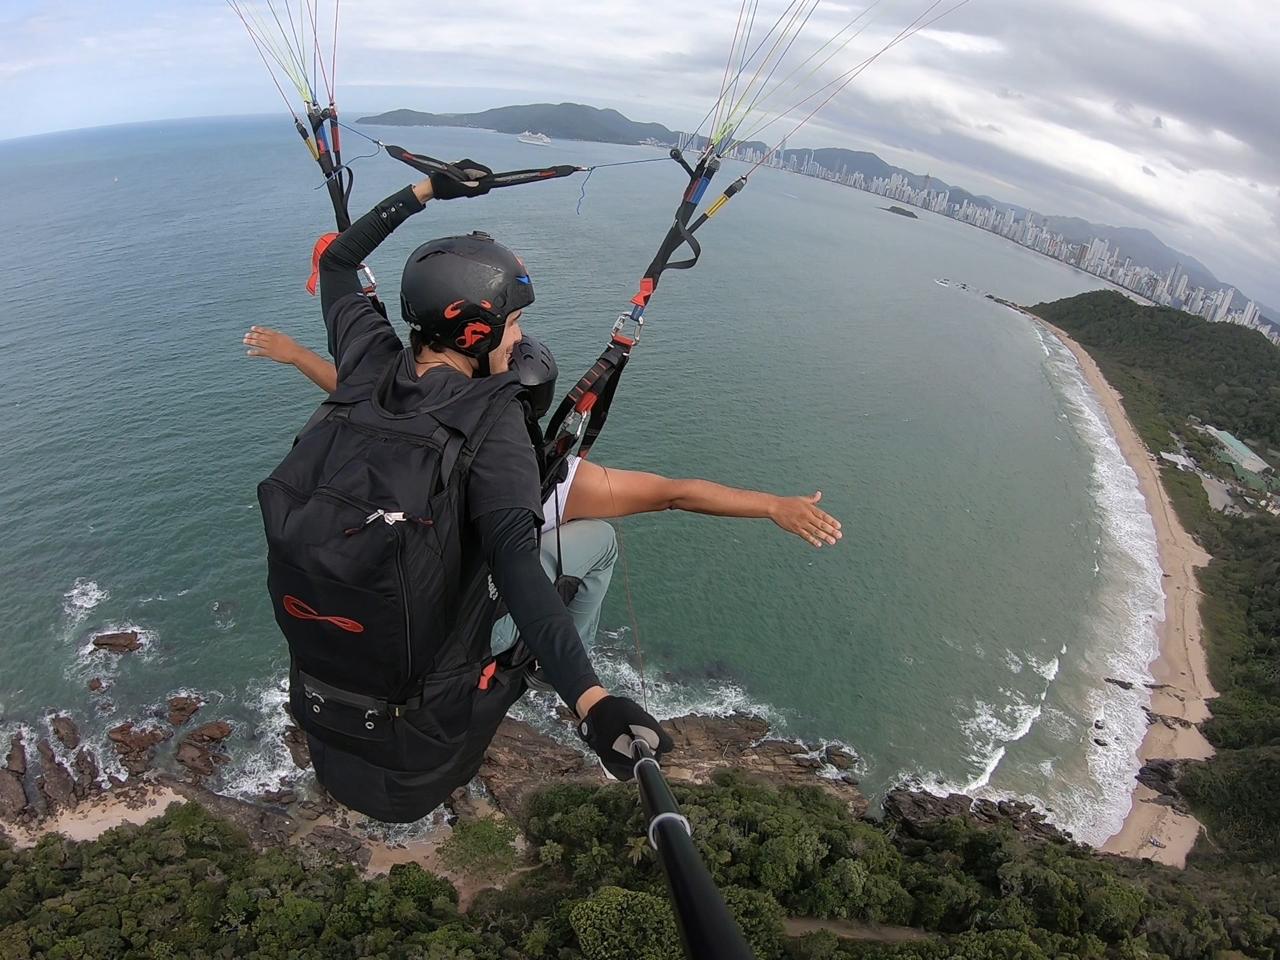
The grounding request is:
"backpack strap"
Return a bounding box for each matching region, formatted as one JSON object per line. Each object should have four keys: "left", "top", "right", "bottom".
{"left": 441, "top": 381, "right": 525, "bottom": 488}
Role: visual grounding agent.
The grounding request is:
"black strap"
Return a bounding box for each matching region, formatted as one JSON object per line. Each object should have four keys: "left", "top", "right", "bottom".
{"left": 385, "top": 143, "right": 580, "bottom": 190}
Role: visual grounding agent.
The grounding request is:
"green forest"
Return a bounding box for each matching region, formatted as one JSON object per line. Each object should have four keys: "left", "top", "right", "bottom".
{"left": 4, "top": 778, "right": 1280, "bottom": 960}
{"left": 4, "top": 289, "right": 1280, "bottom": 958}
{"left": 1034, "top": 291, "right": 1280, "bottom": 863}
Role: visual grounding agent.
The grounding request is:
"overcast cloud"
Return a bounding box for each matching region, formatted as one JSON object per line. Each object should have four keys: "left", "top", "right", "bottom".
{"left": 3, "top": 0, "right": 1276, "bottom": 305}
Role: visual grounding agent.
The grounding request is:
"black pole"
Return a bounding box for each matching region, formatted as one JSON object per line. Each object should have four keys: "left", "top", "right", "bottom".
{"left": 632, "top": 741, "right": 755, "bottom": 960}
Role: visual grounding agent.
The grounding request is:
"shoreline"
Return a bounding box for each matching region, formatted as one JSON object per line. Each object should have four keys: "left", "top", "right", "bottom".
{"left": 1026, "top": 311, "right": 1216, "bottom": 867}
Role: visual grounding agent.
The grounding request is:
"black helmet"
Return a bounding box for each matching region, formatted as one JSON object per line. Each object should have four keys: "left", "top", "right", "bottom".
{"left": 400, "top": 231, "right": 534, "bottom": 358}
{"left": 510, "top": 335, "right": 558, "bottom": 419}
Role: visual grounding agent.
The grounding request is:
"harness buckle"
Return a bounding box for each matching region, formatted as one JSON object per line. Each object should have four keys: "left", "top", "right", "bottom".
{"left": 610, "top": 311, "right": 643, "bottom": 347}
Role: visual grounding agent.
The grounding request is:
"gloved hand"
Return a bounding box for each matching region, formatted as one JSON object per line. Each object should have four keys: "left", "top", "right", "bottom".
{"left": 577, "top": 696, "right": 674, "bottom": 780}
{"left": 429, "top": 159, "right": 493, "bottom": 199}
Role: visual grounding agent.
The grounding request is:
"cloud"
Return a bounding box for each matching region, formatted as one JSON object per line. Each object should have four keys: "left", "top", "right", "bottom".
{"left": 1142, "top": 166, "right": 1156, "bottom": 177}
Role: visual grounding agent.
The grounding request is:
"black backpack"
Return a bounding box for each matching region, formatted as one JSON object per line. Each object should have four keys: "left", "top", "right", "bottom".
{"left": 257, "top": 359, "right": 532, "bottom": 821}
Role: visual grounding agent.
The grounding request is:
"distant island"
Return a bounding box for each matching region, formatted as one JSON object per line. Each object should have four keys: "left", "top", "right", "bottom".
{"left": 359, "top": 101, "right": 1274, "bottom": 327}
{"left": 883, "top": 205, "right": 918, "bottom": 219}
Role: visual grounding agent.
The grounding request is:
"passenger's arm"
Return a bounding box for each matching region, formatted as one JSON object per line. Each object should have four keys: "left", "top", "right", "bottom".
{"left": 243, "top": 326, "right": 338, "bottom": 393}
{"left": 563, "top": 460, "right": 843, "bottom": 547}
{"left": 475, "top": 507, "right": 606, "bottom": 716}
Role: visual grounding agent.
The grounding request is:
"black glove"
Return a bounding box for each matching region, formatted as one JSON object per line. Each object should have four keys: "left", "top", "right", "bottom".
{"left": 577, "top": 696, "right": 674, "bottom": 780}
{"left": 430, "top": 159, "right": 493, "bottom": 200}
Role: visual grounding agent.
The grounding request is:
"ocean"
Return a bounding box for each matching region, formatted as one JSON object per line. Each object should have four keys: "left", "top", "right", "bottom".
{"left": 0, "top": 118, "right": 1163, "bottom": 843}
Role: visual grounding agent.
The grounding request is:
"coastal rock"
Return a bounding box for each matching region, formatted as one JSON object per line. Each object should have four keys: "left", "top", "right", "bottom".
{"left": 260, "top": 788, "right": 297, "bottom": 806}
{"left": 51, "top": 715, "right": 80, "bottom": 750}
{"left": 475, "top": 713, "right": 869, "bottom": 819}
{"left": 283, "top": 725, "right": 311, "bottom": 770}
{"left": 1093, "top": 738, "right": 1109, "bottom": 747}
{"left": 300, "top": 824, "right": 371, "bottom": 869}
{"left": 187, "top": 721, "right": 233, "bottom": 745}
{"left": 107, "top": 722, "right": 172, "bottom": 776}
{"left": 824, "top": 745, "right": 858, "bottom": 771}
{"left": 36, "top": 739, "right": 77, "bottom": 811}
{"left": 72, "top": 749, "right": 100, "bottom": 800}
{"left": 6, "top": 735, "right": 26, "bottom": 777}
{"left": 176, "top": 722, "right": 233, "bottom": 780}
{"left": 167, "top": 695, "right": 202, "bottom": 726}
{"left": 477, "top": 719, "right": 605, "bottom": 815}
{"left": 1104, "top": 677, "right": 1135, "bottom": 691}
{"left": 883, "top": 789, "right": 1071, "bottom": 843}
{"left": 88, "top": 677, "right": 105, "bottom": 692}
{"left": 176, "top": 740, "right": 228, "bottom": 779}
{"left": 1142, "top": 706, "right": 1193, "bottom": 730}
{"left": 0, "top": 770, "right": 26, "bottom": 819}
{"left": 168, "top": 779, "right": 301, "bottom": 849}
{"left": 92, "top": 630, "right": 142, "bottom": 653}
{"left": 1135, "top": 758, "right": 1187, "bottom": 810}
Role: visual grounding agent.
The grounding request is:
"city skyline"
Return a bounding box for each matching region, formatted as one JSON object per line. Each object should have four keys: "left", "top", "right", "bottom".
{"left": 731, "top": 141, "right": 1279, "bottom": 346}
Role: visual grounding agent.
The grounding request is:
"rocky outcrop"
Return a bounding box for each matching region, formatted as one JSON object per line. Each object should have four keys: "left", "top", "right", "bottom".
{"left": 6, "top": 736, "right": 26, "bottom": 777}
{"left": 176, "top": 722, "right": 233, "bottom": 780}
{"left": 88, "top": 677, "right": 105, "bottom": 693}
{"left": 1142, "top": 706, "right": 1193, "bottom": 730}
{"left": 284, "top": 725, "right": 311, "bottom": 769}
{"left": 1104, "top": 677, "right": 1135, "bottom": 691}
{"left": 0, "top": 768, "right": 26, "bottom": 819}
{"left": 51, "top": 716, "right": 80, "bottom": 750}
{"left": 35, "top": 740, "right": 77, "bottom": 811}
{"left": 107, "top": 722, "right": 172, "bottom": 776}
{"left": 167, "top": 696, "right": 202, "bottom": 726}
{"left": 72, "top": 749, "right": 100, "bottom": 801}
{"left": 474, "top": 714, "right": 868, "bottom": 819}
{"left": 92, "top": 630, "right": 142, "bottom": 653}
{"left": 1135, "top": 759, "right": 1189, "bottom": 813}
{"left": 883, "top": 789, "right": 1071, "bottom": 843}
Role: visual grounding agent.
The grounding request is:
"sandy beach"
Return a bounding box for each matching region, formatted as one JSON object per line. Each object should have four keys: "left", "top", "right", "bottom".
{"left": 1029, "top": 314, "right": 1217, "bottom": 868}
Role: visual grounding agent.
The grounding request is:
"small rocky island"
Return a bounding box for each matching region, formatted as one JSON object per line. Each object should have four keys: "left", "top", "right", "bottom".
{"left": 883, "top": 205, "right": 919, "bottom": 219}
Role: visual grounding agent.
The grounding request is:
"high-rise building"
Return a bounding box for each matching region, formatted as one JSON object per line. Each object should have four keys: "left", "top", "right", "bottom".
{"left": 1215, "top": 287, "right": 1236, "bottom": 323}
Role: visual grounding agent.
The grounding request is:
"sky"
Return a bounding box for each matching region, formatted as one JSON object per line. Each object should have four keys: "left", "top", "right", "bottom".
{"left": 3, "top": 0, "right": 1277, "bottom": 307}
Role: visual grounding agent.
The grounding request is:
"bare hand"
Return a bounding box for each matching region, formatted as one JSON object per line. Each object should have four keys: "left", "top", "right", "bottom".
{"left": 243, "top": 326, "right": 302, "bottom": 365}
{"left": 770, "top": 491, "right": 843, "bottom": 547}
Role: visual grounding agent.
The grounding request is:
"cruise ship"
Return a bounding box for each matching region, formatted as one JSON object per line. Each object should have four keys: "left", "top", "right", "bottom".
{"left": 516, "top": 131, "right": 551, "bottom": 145}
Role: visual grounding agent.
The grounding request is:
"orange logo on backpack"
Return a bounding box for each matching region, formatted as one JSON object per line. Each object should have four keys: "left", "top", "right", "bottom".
{"left": 283, "top": 595, "right": 365, "bottom": 634}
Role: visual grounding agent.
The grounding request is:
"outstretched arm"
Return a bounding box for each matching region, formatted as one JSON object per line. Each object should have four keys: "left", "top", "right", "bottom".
{"left": 563, "top": 460, "right": 843, "bottom": 547}
{"left": 243, "top": 326, "right": 338, "bottom": 393}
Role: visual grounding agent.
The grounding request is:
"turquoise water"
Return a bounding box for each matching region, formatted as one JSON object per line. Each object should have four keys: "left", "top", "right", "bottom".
{"left": 0, "top": 119, "right": 1163, "bottom": 842}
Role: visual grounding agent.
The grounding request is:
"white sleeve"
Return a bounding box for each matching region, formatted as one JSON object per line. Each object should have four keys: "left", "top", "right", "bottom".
{"left": 541, "top": 455, "right": 582, "bottom": 533}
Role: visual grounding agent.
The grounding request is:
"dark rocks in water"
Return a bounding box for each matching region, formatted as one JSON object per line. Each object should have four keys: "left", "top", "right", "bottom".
{"left": 88, "top": 677, "right": 105, "bottom": 693}
{"left": 260, "top": 788, "right": 297, "bottom": 806}
{"left": 92, "top": 630, "right": 142, "bottom": 653}
{"left": 0, "top": 769, "right": 26, "bottom": 819}
{"left": 1093, "top": 738, "right": 1109, "bottom": 747}
{"left": 1093, "top": 719, "right": 1105, "bottom": 731}
{"left": 187, "top": 721, "right": 233, "bottom": 745}
{"left": 882, "top": 205, "right": 919, "bottom": 219}
{"left": 167, "top": 696, "right": 202, "bottom": 727}
{"left": 0, "top": 738, "right": 28, "bottom": 819}
{"left": 51, "top": 716, "right": 80, "bottom": 750}
{"left": 176, "top": 722, "right": 233, "bottom": 780}
{"left": 883, "top": 789, "right": 1071, "bottom": 843}
{"left": 283, "top": 725, "right": 311, "bottom": 770}
{"left": 107, "top": 722, "right": 172, "bottom": 776}
{"left": 824, "top": 744, "right": 858, "bottom": 771}
{"left": 72, "top": 749, "right": 100, "bottom": 801}
{"left": 176, "top": 740, "right": 227, "bottom": 778}
{"left": 1104, "top": 677, "right": 1135, "bottom": 691}
{"left": 36, "top": 740, "right": 77, "bottom": 811}
{"left": 6, "top": 735, "right": 26, "bottom": 777}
